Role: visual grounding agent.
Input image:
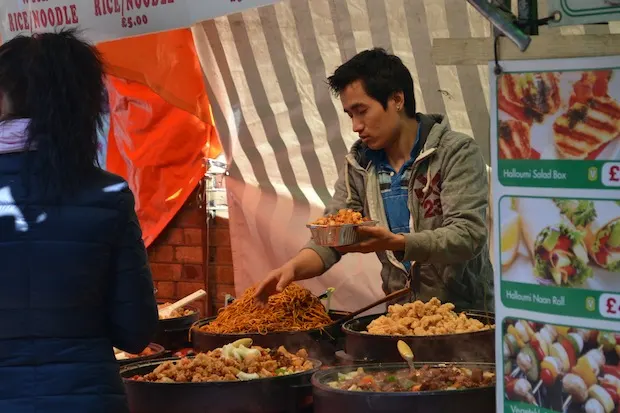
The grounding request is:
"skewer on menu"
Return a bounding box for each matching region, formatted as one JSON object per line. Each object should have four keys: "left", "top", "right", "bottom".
{"left": 504, "top": 321, "right": 620, "bottom": 413}
{"left": 517, "top": 198, "right": 592, "bottom": 286}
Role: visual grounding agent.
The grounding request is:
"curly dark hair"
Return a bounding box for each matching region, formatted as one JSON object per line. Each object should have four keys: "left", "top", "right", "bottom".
{"left": 327, "top": 48, "right": 416, "bottom": 118}
{"left": 0, "top": 29, "right": 106, "bottom": 195}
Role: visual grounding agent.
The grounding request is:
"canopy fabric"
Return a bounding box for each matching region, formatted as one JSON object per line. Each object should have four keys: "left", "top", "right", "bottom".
{"left": 192, "top": 0, "right": 618, "bottom": 310}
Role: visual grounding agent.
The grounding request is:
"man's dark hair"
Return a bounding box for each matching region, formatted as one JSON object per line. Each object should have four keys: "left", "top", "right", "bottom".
{"left": 0, "top": 29, "right": 105, "bottom": 195}
{"left": 327, "top": 48, "right": 416, "bottom": 118}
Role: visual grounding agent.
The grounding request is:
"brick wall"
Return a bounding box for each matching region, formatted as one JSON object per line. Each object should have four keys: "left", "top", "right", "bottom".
{"left": 147, "top": 189, "right": 235, "bottom": 316}
{"left": 207, "top": 216, "right": 235, "bottom": 314}
{"left": 148, "top": 191, "right": 209, "bottom": 314}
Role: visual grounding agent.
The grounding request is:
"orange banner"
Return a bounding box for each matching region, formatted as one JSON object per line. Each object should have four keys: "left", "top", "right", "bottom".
{"left": 97, "top": 29, "right": 220, "bottom": 246}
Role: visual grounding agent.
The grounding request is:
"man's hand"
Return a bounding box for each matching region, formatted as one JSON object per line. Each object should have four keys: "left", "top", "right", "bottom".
{"left": 335, "top": 226, "right": 405, "bottom": 254}
{"left": 253, "top": 263, "right": 295, "bottom": 305}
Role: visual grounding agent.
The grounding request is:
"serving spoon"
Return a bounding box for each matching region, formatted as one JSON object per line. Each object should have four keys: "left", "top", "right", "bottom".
{"left": 158, "top": 289, "right": 207, "bottom": 318}
{"left": 397, "top": 340, "right": 415, "bottom": 374}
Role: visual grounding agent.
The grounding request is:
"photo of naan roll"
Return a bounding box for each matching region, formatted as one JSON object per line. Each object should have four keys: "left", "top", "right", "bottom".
{"left": 518, "top": 198, "right": 592, "bottom": 287}
{"left": 553, "top": 199, "right": 597, "bottom": 229}
{"left": 584, "top": 201, "right": 620, "bottom": 272}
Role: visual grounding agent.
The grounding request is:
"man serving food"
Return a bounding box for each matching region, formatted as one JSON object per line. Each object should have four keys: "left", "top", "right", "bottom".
{"left": 254, "top": 48, "right": 493, "bottom": 311}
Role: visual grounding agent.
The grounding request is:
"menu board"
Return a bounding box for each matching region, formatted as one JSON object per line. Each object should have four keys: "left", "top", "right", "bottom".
{"left": 490, "top": 56, "right": 620, "bottom": 413}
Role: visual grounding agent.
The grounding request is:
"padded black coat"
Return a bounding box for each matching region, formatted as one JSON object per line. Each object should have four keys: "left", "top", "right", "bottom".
{"left": 0, "top": 152, "right": 158, "bottom": 413}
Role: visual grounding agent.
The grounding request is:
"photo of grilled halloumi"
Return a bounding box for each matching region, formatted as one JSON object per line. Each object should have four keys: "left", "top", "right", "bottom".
{"left": 498, "top": 72, "right": 562, "bottom": 124}
{"left": 569, "top": 70, "right": 613, "bottom": 107}
{"left": 553, "top": 96, "right": 620, "bottom": 160}
{"left": 499, "top": 119, "right": 532, "bottom": 159}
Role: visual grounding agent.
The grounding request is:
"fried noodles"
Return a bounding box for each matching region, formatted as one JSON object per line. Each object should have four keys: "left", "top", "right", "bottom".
{"left": 199, "top": 284, "right": 332, "bottom": 334}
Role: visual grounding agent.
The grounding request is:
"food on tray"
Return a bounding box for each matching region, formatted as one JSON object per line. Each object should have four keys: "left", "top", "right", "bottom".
{"left": 114, "top": 346, "right": 156, "bottom": 361}
{"left": 503, "top": 319, "right": 620, "bottom": 412}
{"left": 158, "top": 302, "right": 195, "bottom": 320}
{"left": 130, "top": 342, "right": 313, "bottom": 383}
{"left": 498, "top": 119, "right": 532, "bottom": 159}
{"left": 498, "top": 72, "right": 562, "bottom": 124}
{"left": 365, "top": 297, "right": 493, "bottom": 336}
{"left": 584, "top": 201, "right": 620, "bottom": 272}
{"left": 570, "top": 70, "right": 613, "bottom": 107}
{"left": 310, "top": 209, "right": 370, "bottom": 226}
{"left": 199, "top": 283, "right": 331, "bottom": 334}
{"left": 327, "top": 365, "right": 495, "bottom": 392}
{"left": 553, "top": 96, "right": 620, "bottom": 160}
{"left": 518, "top": 198, "right": 592, "bottom": 287}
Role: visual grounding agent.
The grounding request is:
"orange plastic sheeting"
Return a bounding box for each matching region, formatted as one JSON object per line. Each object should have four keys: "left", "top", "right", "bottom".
{"left": 98, "top": 29, "right": 221, "bottom": 247}
{"left": 106, "top": 75, "right": 217, "bottom": 247}
{"left": 97, "top": 29, "right": 215, "bottom": 126}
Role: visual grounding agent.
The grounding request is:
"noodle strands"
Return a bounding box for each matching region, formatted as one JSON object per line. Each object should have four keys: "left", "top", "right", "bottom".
{"left": 200, "top": 284, "right": 332, "bottom": 334}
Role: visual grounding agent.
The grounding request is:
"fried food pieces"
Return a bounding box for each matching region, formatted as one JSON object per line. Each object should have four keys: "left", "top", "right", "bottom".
{"left": 366, "top": 298, "right": 493, "bottom": 336}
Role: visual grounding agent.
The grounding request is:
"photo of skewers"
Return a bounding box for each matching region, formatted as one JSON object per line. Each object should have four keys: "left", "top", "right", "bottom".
{"left": 497, "top": 69, "right": 620, "bottom": 160}
{"left": 500, "top": 196, "right": 620, "bottom": 290}
{"left": 503, "top": 318, "right": 620, "bottom": 413}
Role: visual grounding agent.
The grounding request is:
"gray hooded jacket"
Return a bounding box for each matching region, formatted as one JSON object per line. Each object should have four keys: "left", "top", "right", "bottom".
{"left": 304, "top": 113, "right": 494, "bottom": 311}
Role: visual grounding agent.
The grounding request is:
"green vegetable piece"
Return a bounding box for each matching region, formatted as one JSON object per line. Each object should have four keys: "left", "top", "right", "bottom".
{"left": 522, "top": 346, "right": 540, "bottom": 382}
{"left": 542, "top": 230, "right": 560, "bottom": 251}
{"left": 609, "top": 223, "right": 620, "bottom": 248}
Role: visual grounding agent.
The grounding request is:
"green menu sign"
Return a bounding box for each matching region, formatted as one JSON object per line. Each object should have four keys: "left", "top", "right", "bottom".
{"left": 548, "top": 0, "right": 620, "bottom": 26}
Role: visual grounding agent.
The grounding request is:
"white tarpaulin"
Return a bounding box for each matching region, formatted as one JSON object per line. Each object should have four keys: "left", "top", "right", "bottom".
{"left": 191, "top": 0, "right": 496, "bottom": 311}
{"left": 192, "top": 0, "right": 620, "bottom": 311}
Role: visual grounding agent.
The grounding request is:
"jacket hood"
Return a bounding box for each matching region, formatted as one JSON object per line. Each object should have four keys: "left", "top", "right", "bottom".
{"left": 346, "top": 113, "right": 449, "bottom": 170}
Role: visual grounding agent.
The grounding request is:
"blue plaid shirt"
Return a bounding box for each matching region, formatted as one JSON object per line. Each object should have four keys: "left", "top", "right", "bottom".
{"left": 366, "top": 124, "right": 422, "bottom": 271}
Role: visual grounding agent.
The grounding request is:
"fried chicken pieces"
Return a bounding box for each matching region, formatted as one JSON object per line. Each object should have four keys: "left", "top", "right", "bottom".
{"left": 366, "top": 298, "right": 493, "bottom": 336}
{"left": 132, "top": 346, "right": 313, "bottom": 383}
{"left": 310, "top": 209, "right": 369, "bottom": 226}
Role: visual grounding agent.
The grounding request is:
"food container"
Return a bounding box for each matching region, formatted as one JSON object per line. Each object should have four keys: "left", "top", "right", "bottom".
{"left": 306, "top": 220, "right": 378, "bottom": 247}
{"left": 342, "top": 311, "right": 495, "bottom": 363}
{"left": 191, "top": 310, "right": 350, "bottom": 365}
{"left": 154, "top": 302, "right": 200, "bottom": 351}
{"left": 311, "top": 362, "right": 496, "bottom": 413}
{"left": 121, "top": 356, "right": 322, "bottom": 413}
{"left": 117, "top": 343, "right": 165, "bottom": 367}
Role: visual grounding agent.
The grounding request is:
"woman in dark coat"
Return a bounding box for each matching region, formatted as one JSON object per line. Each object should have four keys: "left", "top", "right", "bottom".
{"left": 0, "top": 31, "right": 159, "bottom": 413}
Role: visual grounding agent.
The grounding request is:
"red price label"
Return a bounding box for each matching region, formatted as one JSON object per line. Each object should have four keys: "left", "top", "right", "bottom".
{"left": 602, "top": 162, "right": 620, "bottom": 187}
{"left": 600, "top": 294, "right": 620, "bottom": 319}
{"left": 121, "top": 15, "right": 149, "bottom": 29}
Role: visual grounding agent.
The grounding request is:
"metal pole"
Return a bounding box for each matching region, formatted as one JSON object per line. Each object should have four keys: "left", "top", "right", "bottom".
{"left": 518, "top": 0, "right": 539, "bottom": 35}
{"left": 492, "top": 0, "right": 512, "bottom": 38}
{"left": 467, "top": 0, "right": 531, "bottom": 51}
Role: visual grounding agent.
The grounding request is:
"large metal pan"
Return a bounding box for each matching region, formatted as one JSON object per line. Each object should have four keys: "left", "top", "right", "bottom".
{"left": 191, "top": 310, "right": 350, "bottom": 364}
{"left": 312, "top": 362, "right": 496, "bottom": 413}
{"left": 342, "top": 311, "right": 495, "bottom": 363}
{"left": 154, "top": 302, "right": 200, "bottom": 351}
{"left": 120, "top": 356, "right": 322, "bottom": 413}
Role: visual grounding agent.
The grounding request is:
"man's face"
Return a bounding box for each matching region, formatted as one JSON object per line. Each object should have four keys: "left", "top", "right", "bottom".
{"left": 340, "top": 80, "right": 401, "bottom": 150}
